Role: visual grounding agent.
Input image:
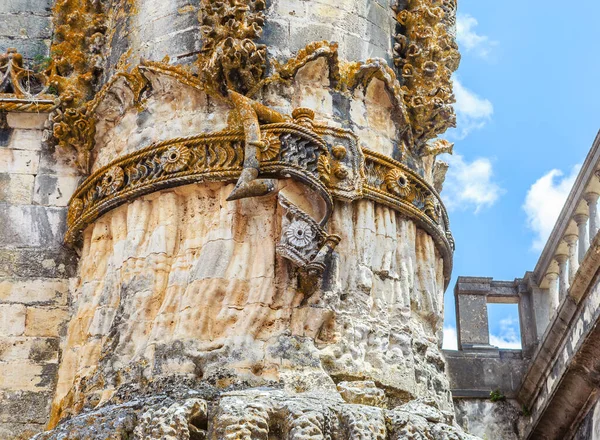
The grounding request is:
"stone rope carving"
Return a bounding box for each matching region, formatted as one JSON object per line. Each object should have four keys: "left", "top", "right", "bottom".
{"left": 64, "top": 108, "right": 454, "bottom": 282}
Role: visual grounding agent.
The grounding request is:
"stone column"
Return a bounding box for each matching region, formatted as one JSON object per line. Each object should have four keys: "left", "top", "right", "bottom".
{"left": 546, "top": 272, "right": 560, "bottom": 312}
{"left": 26, "top": 0, "right": 473, "bottom": 438}
{"left": 574, "top": 213, "right": 590, "bottom": 263}
{"left": 585, "top": 192, "right": 600, "bottom": 241}
{"left": 564, "top": 234, "right": 579, "bottom": 283}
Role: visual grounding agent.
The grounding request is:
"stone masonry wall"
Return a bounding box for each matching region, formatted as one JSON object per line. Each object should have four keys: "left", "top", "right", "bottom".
{"left": 0, "top": 112, "right": 79, "bottom": 439}
{"left": 0, "top": 0, "right": 54, "bottom": 60}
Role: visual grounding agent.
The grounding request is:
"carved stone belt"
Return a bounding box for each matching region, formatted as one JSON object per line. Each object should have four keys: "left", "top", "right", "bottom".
{"left": 65, "top": 102, "right": 454, "bottom": 284}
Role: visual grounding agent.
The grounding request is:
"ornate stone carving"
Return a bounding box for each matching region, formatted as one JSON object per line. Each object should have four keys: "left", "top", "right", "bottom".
{"left": 277, "top": 194, "right": 340, "bottom": 278}
{"left": 392, "top": 0, "right": 461, "bottom": 148}
{"left": 63, "top": 120, "right": 334, "bottom": 245}
{"left": 48, "top": 0, "right": 107, "bottom": 107}
{"left": 0, "top": 48, "right": 58, "bottom": 112}
{"left": 199, "top": 0, "right": 267, "bottom": 96}
{"left": 51, "top": 106, "right": 96, "bottom": 173}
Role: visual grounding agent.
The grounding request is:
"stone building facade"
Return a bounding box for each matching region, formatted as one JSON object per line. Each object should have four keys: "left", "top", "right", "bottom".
{"left": 0, "top": 0, "right": 597, "bottom": 439}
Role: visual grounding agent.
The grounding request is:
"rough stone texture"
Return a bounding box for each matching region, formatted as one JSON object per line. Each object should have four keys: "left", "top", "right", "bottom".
{"left": 1, "top": 0, "right": 474, "bottom": 439}
{"left": 454, "top": 399, "right": 524, "bottom": 440}
{"left": 263, "top": 0, "right": 396, "bottom": 64}
{"left": 573, "top": 399, "right": 600, "bottom": 440}
{"left": 0, "top": 111, "right": 79, "bottom": 438}
{"left": 43, "top": 58, "right": 464, "bottom": 437}
{"left": 0, "top": 0, "right": 53, "bottom": 60}
{"left": 35, "top": 390, "right": 479, "bottom": 440}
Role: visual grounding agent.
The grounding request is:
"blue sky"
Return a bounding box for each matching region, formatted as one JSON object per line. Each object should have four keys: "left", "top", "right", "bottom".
{"left": 441, "top": 0, "right": 600, "bottom": 349}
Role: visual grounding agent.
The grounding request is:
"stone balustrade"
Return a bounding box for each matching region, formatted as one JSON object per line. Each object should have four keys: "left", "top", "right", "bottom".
{"left": 534, "top": 134, "right": 600, "bottom": 328}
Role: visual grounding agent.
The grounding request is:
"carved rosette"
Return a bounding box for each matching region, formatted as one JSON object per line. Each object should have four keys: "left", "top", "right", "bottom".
{"left": 160, "top": 145, "right": 192, "bottom": 174}
{"left": 385, "top": 168, "right": 413, "bottom": 200}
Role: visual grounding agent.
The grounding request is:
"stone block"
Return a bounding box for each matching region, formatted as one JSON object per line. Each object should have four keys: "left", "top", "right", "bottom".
{"left": 0, "top": 361, "right": 56, "bottom": 391}
{"left": 0, "top": 336, "right": 59, "bottom": 362}
{"left": 0, "top": 37, "right": 50, "bottom": 61}
{"left": 0, "top": 148, "right": 39, "bottom": 174}
{"left": 0, "top": 389, "right": 52, "bottom": 423}
{"left": 24, "top": 307, "right": 69, "bottom": 337}
{"left": 0, "top": 278, "right": 69, "bottom": 305}
{"left": 457, "top": 294, "right": 490, "bottom": 347}
{"left": 0, "top": 304, "right": 26, "bottom": 336}
{"left": 38, "top": 141, "right": 81, "bottom": 176}
{"left": 5, "top": 112, "right": 48, "bottom": 130}
{"left": 33, "top": 174, "right": 81, "bottom": 206}
{"left": 0, "top": 204, "right": 66, "bottom": 247}
{"left": 0, "top": 0, "right": 53, "bottom": 14}
{"left": 7, "top": 128, "right": 43, "bottom": 151}
{"left": 0, "top": 15, "right": 52, "bottom": 39}
{"left": 0, "top": 248, "right": 78, "bottom": 278}
{"left": 0, "top": 173, "right": 34, "bottom": 204}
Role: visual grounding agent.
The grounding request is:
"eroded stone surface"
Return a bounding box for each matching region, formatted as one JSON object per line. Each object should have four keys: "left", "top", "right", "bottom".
{"left": 36, "top": 390, "right": 478, "bottom": 440}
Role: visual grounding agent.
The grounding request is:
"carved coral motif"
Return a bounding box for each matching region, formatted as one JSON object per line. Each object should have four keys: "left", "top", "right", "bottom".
{"left": 133, "top": 399, "right": 208, "bottom": 440}
{"left": 199, "top": 0, "right": 267, "bottom": 96}
{"left": 0, "top": 49, "right": 50, "bottom": 97}
{"left": 48, "top": 0, "right": 107, "bottom": 107}
{"left": 0, "top": 49, "right": 58, "bottom": 112}
{"left": 392, "top": 0, "right": 460, "bottom": 147}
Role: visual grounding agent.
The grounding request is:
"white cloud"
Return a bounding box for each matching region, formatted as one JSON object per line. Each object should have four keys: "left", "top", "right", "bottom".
{"left": 523, "top": 165, "right": 581, "bottom": 251}
{"left": 449, "top": 77, "right": 494, "bottom": 140}
{"left": 442, "top": 326, "right": 458, "bottom": 350}
{"left": 489, "top": 317, "right": 521, "bottom": 350}
{"left": 442, "top": 153, "right": 503, "bottom": 213}
{"left": 456, "top": 13, "right": 497, "bottom": 59}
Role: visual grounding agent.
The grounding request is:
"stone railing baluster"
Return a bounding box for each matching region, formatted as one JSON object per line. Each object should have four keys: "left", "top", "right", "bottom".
{"left": 546, "top": 271, "right": 560, "bottom": 311}
{"left": 564, "top": 234, "right": 579, "bottom": 283}
{"left": 555, "top": 254, "right": 569, "bottom": 301}
{"left": 574, "top": 213, "right": 590, "bottom": 263}
{"left": 584, "top": 192, "right": 600, "bottom": 240}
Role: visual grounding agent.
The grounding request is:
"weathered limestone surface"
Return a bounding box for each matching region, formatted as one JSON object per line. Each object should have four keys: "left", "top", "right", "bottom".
{"left": 454, "top": 399, "right": 524, "bottom": 440}
{"left": 2, "top": 0, "right": 474, "bottom": 438}
{"left": 39, "top": 35, "right": 470, "bottom": 439}
{"left": 0, "top": 113, "right": 79, "bottom": 439}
